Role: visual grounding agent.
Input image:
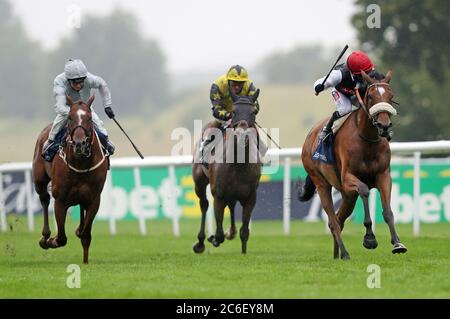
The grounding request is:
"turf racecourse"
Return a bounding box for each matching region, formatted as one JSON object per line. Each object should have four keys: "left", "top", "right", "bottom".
{"left": 1, "top": 216, "right": 449, "bottom": 298}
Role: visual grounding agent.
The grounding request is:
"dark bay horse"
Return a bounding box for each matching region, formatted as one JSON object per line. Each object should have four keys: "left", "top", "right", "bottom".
{"left": 32, "top": 94, "right": 108, "bottom": 264}
{"left": 192, "top": 90, "right": 262, "bottom": 254}
{"left": 297, "top": 70, "right": 407, "bottom": 259}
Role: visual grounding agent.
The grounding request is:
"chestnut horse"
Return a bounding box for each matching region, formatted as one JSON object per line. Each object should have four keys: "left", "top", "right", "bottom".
{"left": 32, "top": 94, "right": 108, "bottom": 264}
{"left": 192, "top": 90, "right": 262, "bottom": 254}
{"left": 297, "top": 70, "right": 407, "bottom": 259}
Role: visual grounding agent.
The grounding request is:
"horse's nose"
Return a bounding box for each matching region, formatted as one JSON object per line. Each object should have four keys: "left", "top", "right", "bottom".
{"left": 377, "top": 122, "right": 391, "bottom": 131}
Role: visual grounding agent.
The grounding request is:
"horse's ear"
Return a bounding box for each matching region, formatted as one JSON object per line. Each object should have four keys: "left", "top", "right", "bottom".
{"left": 383, "top": 69, "right": 393, "bottom": 83}
{"left": 65, "top": 93, "right": 74, "bottom": 106}
{"left": 361, "top": 70, "right": 375, "bottom": 84}
{"left": 87, "top": 94, "right": 95, "bottom": 108}
{"left": 250, "top": 88, "right": 260, "bottom": 103}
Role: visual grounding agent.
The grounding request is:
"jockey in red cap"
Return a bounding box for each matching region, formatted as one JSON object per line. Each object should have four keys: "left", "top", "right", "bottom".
{"left": 313, "top": 50, "right": 385, "bottom": 142}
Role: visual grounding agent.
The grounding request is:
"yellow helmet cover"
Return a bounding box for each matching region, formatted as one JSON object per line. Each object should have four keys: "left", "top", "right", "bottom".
{"left": 226, "top": 65, "right": 249, "bottom": 82}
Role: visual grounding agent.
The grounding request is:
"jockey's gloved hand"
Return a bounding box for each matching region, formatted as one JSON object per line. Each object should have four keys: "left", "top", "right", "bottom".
{"left": 314, "top": 83, "right": 325, "bottom": 94}
{"left": 105, "top": 107, "right": 115, "bottom": 119}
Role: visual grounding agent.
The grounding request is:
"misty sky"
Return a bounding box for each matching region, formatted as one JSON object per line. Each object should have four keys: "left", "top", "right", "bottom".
{"left": 12, "top": 0, "right": 356, "bottom": 72}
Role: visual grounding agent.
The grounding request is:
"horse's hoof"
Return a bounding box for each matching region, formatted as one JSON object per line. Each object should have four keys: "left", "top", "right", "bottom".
{"left": 193, "top": 242, "right": 205, "bottom": 254}
{"left": 75, "top": 228, "right": 81, "bottom": 239}
{"left": 363, "top": 235, "right": 378, "bottom": 250}
{"left": 225, "top": 230, "right": 236, "bottom": 240}
{"left": 46, "top": 237, "right": 60, "bottom": 249}
{"left": 39, "top": 237, "right": 49, "bottom": 250}
{"left": 392, "top": 243, "right": 407, "bottom": 254}
{"left": 340, "top": 253, "right": 351, "bottom": 260}
{"left": 208, "top": 235, "right": 220, "bottom": 247}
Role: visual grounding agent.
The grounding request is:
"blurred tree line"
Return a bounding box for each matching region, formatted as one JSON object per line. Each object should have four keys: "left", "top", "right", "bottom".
{"left": 0, "top": 0, "right": 170, "bottom": 119}
{"left": 352, "top": 0, "right": 449, "bottom": 141}
{"left": 257, "top": 45, "right": 333, "bottom": 84}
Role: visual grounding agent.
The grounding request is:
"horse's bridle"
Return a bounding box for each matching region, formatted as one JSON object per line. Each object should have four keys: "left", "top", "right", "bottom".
{"left": 67, "top": 124, "right": 94, "bottom": 157}
{"left": 355, "top": 82, "right": 397, "bottom": 142}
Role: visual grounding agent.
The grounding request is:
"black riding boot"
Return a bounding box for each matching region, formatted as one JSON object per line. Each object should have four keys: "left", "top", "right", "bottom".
{"left": 318, "top": 111, "right": 341, "bottom": 143}
{"left": 98, "top": 134, "right": 115, "bottom": 156}
{"left": 199, "top": 136, "right": 214, "bottom": 168}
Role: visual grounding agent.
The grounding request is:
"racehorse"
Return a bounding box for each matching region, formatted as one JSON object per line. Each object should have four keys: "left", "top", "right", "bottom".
{"left": 297, "top": 70, "right": 407, "bottom": 259}
{"left": 32, "top": 94, "right": 108, "bottom": 264}
{"left": 192, "top": 90, "right": 262, "bottom": 254}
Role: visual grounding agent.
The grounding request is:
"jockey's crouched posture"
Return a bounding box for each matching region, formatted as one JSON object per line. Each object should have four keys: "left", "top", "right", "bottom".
{"left": 199, "top": 65, "right": 261, "bottom": 167}
{"left": 42, "top": 59, "right": 116, "bottom": 161}
{"left": 314, "top": 50, "right": 385, "bottom": 142}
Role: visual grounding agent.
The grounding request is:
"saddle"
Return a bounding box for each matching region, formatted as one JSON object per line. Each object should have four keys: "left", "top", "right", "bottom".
{"left": 312, "top": 106, "right": 359, "bottom": 164}
{"left": 331, "top": 105, "right": 359, "bottom": 135}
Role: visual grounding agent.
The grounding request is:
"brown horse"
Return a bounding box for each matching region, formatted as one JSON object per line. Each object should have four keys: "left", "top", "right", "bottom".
{"left": 32, "top": 94, "right": 108, "bottom": 264}
{"left": 192, "top": 90, "right": 262, "bottom": 254}
{"left": 297, "top": 70, "right": 407, "bottom": 259}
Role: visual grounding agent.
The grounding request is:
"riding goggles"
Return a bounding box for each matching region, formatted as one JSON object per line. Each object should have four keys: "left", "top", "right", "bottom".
{"left": 69, "top": 77, "right": 86, "bottom": 84}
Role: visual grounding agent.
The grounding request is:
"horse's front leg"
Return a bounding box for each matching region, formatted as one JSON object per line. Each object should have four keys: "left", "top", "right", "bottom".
{"left": 208, "top": 197, "right": 225, "bottom": 247}
{"left": 79, "top": 195, "right": 101, "bottom": 264}
{"left": 46, "top": 200, "right": 68, "bottom": 248}
{"left": 75, "top": 205, "right": 85, "bottom": 238}
{"left": 225, "top": 200, "right": 237, "bottom": 240}
{"left": 193, "top": 179, "right": 209, "bottom": 254}
{"left": 376, "top": 171, "right": 407, "bottom": 254}
{"left": 342, "top": 172, "right": 378, "bottom": 250}
{"left": 35, "top": 181, "right": 52, "bottom": 249}
{"left": 240, "top": 192, "right": 256, "bottom": 254}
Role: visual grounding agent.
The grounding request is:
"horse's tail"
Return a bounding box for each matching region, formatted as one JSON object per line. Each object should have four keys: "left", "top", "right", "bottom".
{"left": 296, "top": 175, "right": 316, "bottom": 202}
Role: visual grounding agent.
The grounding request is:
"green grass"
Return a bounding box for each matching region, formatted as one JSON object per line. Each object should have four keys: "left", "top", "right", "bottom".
{"left": 1, "top": 216, "right": 449, "bottom": 298}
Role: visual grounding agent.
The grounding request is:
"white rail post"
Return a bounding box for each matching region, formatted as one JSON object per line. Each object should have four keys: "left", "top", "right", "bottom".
{"left": 413, "top": 151, "right": 421, "bottom": 237}
{"left": 283, "top": 157, "right": 291, "bottom": 235}
{"left": 0, "top": 172, "right": 6, "bottom": 232}
{"left": 369, "top": 188, "right": 377, "bottom": 233}
{"left": 134, "top": 167, "right": 147, "bottom": 235}
{"left": 106, "top": 170, "right": 116, "bottom": 235}
{"left": 168, "top": 165, "right": 180, "bottom": 237}
{"left": 25, "top": 170, "right": 34, "bottom": 232}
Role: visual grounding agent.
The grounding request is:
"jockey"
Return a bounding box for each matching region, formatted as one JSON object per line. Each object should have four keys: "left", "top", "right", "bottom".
{"left": 42, "top": 59, "right": 116, "bottom": 159}
{"left": 314, "top": 50, "right": 384, "bottom": 142}
{"left": 199, "top": 65, "right": 260, "bottom": 166}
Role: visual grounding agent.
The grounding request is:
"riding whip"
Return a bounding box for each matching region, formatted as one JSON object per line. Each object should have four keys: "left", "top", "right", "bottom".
{"left": 112, "top": 118, "right": 144, "bottom": 159}
{"left": 255, "top": 121, "right": 282, "bottom": 149}
{"left": 315, "top": 44, "right": 349, "bottom": 96}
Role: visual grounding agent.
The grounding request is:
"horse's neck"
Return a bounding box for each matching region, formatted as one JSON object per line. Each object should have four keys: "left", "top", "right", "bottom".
{"left": 356, "top": 107, "right": 379, "bottom": 142}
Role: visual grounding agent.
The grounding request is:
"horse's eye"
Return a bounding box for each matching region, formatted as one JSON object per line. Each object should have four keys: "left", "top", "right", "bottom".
{"left": 368, "top": 94, "right": 372, "bottom": 100}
